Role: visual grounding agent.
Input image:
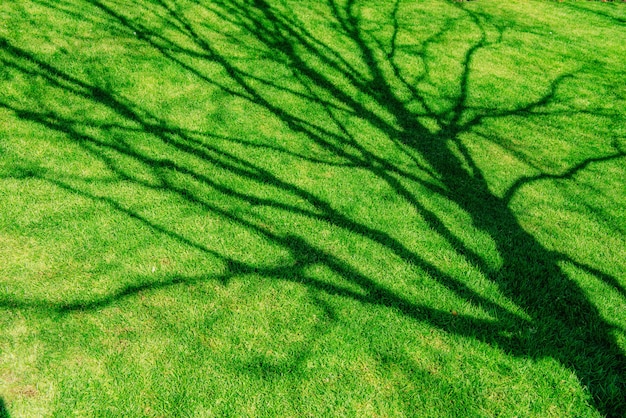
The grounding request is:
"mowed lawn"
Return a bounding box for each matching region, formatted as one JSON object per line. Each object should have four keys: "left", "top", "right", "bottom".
{"left": 1, "top": 0, "right": 625, "bottom": 416}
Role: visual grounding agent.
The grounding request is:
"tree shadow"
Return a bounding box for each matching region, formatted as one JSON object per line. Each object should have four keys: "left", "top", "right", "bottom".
{"left": 561, "top": 1, "right": 626, "bottom": 25}
{"left": 0, "top": 398, "right": 8, "bottom": 418}
{"left": 1, "top": 0, "right": 625, "bottom": 415}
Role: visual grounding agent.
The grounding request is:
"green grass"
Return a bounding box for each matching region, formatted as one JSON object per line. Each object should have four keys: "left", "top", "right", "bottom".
{"left": 1, "top": 0, "right": 625, "bottom": 416}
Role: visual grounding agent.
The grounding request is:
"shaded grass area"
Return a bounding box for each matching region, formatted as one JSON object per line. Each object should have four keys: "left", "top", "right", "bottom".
{"left": 1, "top": 0, "right": 625, "bottom": 416}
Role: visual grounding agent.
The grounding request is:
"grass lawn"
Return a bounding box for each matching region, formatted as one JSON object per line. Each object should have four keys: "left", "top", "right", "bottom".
{"left": 1, "top": 0, "right": 625, "bottom": 416}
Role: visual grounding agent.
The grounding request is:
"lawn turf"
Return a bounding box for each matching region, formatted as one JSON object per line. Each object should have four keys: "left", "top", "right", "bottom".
{"left": 1, "top": 0, "right": 625, "bottom": 416}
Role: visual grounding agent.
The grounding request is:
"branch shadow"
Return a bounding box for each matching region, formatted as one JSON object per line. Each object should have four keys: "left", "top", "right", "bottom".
{"left": 0, "top": 398, "right": 9, "bottom": 418}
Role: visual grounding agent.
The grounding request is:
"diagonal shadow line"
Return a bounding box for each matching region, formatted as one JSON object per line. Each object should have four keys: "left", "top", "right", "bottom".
{"left": 217, "top": 0, "right": 437, "bottom": 147}
{"left": 2, "top": 27, "right": 493, "bottom": 317}
{"left": 2, "top": 79, "right": 518, "bottom": 322}
{"left": 296, "top": 67, "right": 498, "bottom": 279}
{"left": 0, "top": 174, "right": 523, "bottom": 350}
{"left": 57, "top": 0, "right": 445, "bottom": 197}
{"left": 458, "top": 73, "right": 577, "bottom": 132}
{"left": 46, "top": 140, "right": 522, "bottom": 326}
{"left": 79, "top": 1, "right": 260, "bottom": 102}
{"left": 575, "top": 183, "right": 626, "bottom": 237}
{"left": 311, "top": 5, "right": 517, "bottom": 279}
{"left": 210, "top": 0, "right": 373, "bottom": 91}
{"left": 1, "top": 66, "right": 523, "bottom": 327}
{"left": 1, "top": 166, "right": 527, "bottom": 335}
{"left": 556, "top": 254, "right": 626, "bottom": 301}
{"left": 561, "top": 1, "right": 626, "bottom": 26}
{"left": 381, "top": 0, "right": 455, "bottom": 119}
{"left": 0, "top": 244, "right": 519, "bottom": 359}
{"left": 503, "top": 150, "right": 626, "bottom": 205}
{"left": 13, "top": 0, "right": 624, "bottom": 326}
{"left": 288, "top": 55, "right": 442, "bottom": 180}
{"left": 233, "top": 1, "right": 510, "bottom": 284}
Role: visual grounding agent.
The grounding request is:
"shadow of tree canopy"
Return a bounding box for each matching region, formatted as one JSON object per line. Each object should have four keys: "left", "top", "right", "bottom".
{"left": 1, "top": 0, "right": 625, "bottom": 415}
{"left": 0, "top": 398, "right": 9, "bottom": 418}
